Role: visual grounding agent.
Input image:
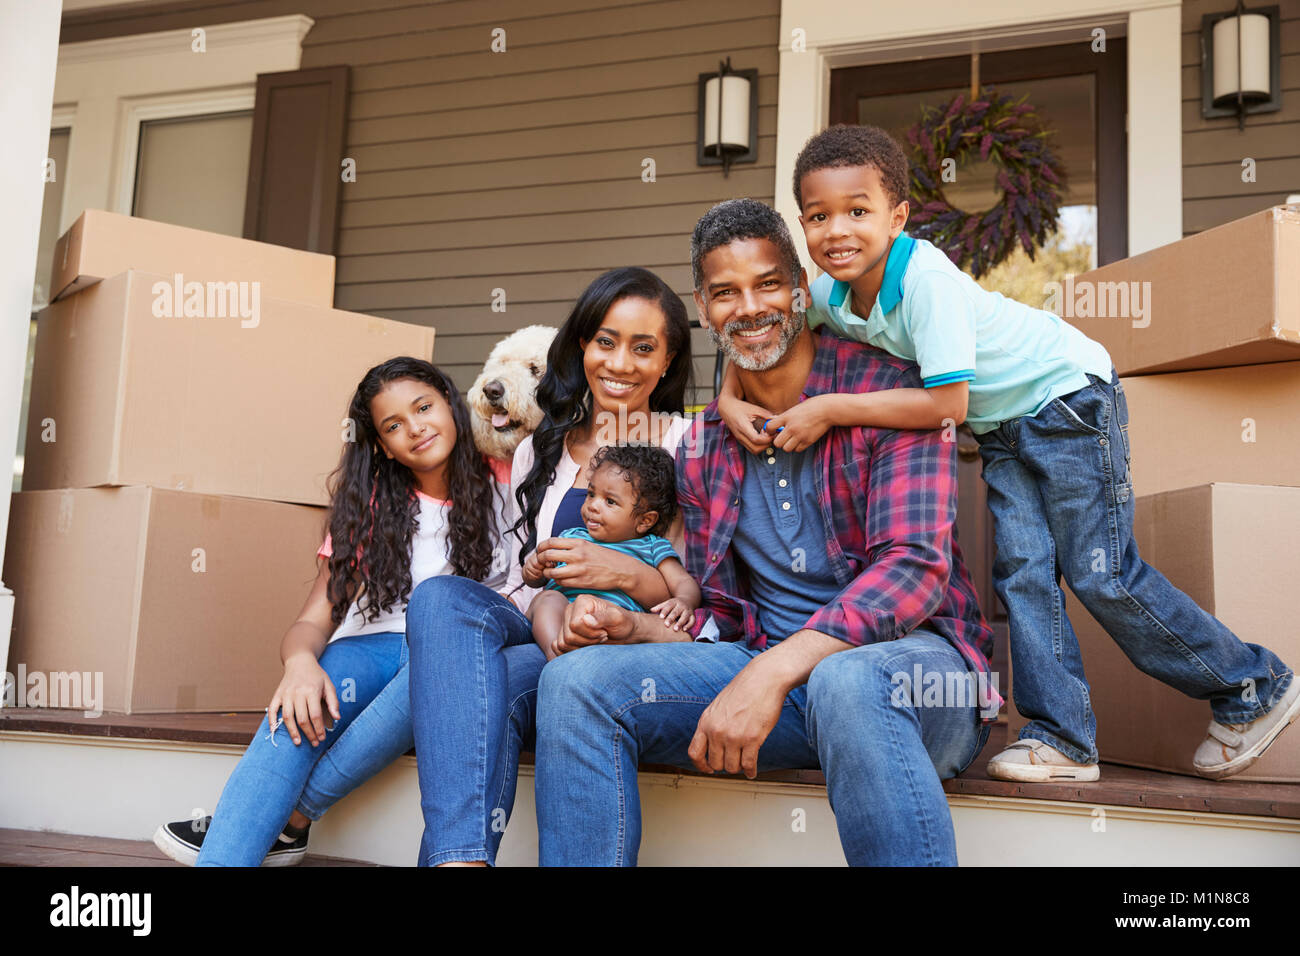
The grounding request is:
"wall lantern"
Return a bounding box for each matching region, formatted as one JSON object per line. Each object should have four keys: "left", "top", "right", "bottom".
{"left": 1201, "top": 2, "right": 1282, "bottom": 130}
{"left": 697, "top": 57, "right": 758, "bottom": 176}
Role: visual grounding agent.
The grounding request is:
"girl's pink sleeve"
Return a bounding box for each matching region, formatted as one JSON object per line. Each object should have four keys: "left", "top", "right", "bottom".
{"left": 486, "top": 455, "right": 512, "bottom": 485}
{"left": 317, "top": 533, "right": 332, "bottom": 559}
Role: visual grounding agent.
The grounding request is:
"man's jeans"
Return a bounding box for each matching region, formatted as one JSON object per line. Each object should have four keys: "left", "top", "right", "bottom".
{"left": 197, "top": 630, "right": 415, "bottom": 866}
{"left": 975, "top": 368, "right": 1293, "bottom": 765}
{"left": 405, "top": 576, "right": 546, "bottom": 866}
{"left": 535, "top": 631, "right": 988, "bottom": 866}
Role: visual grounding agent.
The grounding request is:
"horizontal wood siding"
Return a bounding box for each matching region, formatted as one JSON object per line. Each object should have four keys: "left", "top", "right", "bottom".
{"left": 1181, "top": 0, "right": 1300, "bottom": 234}
{"left": 63, "top": 0, "right": 781, "bottom": 405}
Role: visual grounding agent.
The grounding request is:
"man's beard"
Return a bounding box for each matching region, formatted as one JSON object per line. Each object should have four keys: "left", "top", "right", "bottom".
{"left": 707, "top": 309, "right": 807, "bottom": 372}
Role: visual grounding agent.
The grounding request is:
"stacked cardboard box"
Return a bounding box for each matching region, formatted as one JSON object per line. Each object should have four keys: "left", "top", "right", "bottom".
{"left": 5, "top": 211, "right": 437, "bottom": 713}
{"left": 1007, "top": 205, "right": 1300, "bottom": 782}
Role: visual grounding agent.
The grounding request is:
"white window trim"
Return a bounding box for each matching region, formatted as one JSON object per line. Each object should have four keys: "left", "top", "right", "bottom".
{"left": 113, "top": 88, "right": 257, "bottom": 217}
{"left": 47, "top": 103, "right": 76, "bottom": 234}
{"left": 775, "top": 0, "right": 1182, "bottom": 261}
{"left": 52, "top": 14, "right": 312, "bottom": 236}
{"left": 34, "top": 112, "right": 78, "bottom": 312}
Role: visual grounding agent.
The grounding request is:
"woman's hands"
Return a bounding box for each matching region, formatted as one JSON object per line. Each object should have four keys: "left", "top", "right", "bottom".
{"left": 267, "top": 651, "right": 339, "bottom": 747}
{"left": 534, "top": 536, "right": 629, "bottom": 592}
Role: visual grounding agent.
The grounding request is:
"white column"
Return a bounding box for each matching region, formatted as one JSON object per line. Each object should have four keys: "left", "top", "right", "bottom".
{"left": 774, "top": 46, "right": 826, "bottom": 269}
{"left": 1127, "top": 4, "right": 1184, "bottom": 253}
{"left": 0, "top": 0, "right": 63, "bottom": 689}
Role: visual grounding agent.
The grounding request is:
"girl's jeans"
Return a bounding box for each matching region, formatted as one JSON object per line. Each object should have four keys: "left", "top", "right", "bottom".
{"left": 196, "top": 630, "right": 415, "bottom": 866}
{"left": 405, "top": 575, "right": 546, "bottom": 866}
{"left": 975, "top": 368, "right": 1293, "bottom": 765}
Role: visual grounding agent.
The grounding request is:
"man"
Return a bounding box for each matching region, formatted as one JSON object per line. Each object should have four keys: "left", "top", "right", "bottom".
{"left": 534, "top": 199, "right": 999, "bottom": 866}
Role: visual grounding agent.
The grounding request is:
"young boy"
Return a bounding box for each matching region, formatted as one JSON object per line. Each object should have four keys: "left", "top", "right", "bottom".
{"left": 717, "top": 123, "right": 1298, "bottom": 782}
{"left": 523, "top": 443, "right": 701, "bottom": 659}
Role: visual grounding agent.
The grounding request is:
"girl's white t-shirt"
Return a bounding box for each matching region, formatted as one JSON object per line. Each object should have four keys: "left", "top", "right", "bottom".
{"left": 318, "top": 480, "right": 510, "bottom": 643}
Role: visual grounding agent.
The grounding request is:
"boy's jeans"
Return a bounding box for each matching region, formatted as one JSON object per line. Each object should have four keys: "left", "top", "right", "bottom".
{"left": 405, "top": 576, "right": 546, "bottom": 866}
{"left": 975, "top": 368, "right": 1293, "bottom": 765}
{"left": 197, "top": 630, "right": 415, "bottom": 866}
{"left": 535, "top": 631, "right": 988, "bottom": 866}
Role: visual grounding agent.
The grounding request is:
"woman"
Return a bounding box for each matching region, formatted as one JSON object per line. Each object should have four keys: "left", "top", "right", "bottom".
{"left": 405, "top": 266, "right": 695, "bottom": 866}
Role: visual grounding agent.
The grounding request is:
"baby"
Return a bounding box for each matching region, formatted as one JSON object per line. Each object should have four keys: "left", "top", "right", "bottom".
{"left": 522, "top": 444, "right": 701, "bottom": 659}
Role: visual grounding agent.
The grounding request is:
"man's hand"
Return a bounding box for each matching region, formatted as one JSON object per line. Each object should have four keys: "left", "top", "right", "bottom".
{"left": 552, "top": 593, "right": 634, "bottom": 655}
{"left": 687, "top": 661, "right": 788, "bottom": 779}
{"left": 764, "top": 394, "right": 838, "bottom": 453}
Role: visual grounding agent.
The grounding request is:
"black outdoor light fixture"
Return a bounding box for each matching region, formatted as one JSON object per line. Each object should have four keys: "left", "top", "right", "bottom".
{"left": 1201, "top": 2, "right": 1282, "bottom": 130}
{"left": 697, "top": 57, "right": 758, "bottom": 176}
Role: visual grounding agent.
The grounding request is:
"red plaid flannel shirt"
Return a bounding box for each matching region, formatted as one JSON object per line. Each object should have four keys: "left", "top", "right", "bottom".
{"left": 677, "top": 332, "right": 1000, "bottom": 721}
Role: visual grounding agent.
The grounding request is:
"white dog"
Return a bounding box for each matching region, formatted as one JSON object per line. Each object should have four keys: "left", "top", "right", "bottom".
{"left": 467, "top": 324, "right": 557, "bottom": 464}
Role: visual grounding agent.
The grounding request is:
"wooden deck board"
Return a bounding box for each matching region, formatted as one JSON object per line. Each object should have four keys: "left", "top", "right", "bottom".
{"left": 3, "top": 707, "right": 1297, "bottom": 819}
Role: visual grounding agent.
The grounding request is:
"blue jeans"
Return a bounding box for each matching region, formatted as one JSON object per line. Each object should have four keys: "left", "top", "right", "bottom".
{"left": 975, "top": 369, "right": 1293, "bottom": 764}
{"left": 534, "top": 631, "right": 988, "bottom": 866}
{"left": 405, "top": 576, "right": 546, "bottom": 866}
{"left": 196, "top": 630, "right": 415, "bottom": 866}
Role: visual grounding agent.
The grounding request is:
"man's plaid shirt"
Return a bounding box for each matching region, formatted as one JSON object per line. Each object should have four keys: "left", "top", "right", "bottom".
{"left": 677, "top": 331, "right": 1001, "bottom": 721}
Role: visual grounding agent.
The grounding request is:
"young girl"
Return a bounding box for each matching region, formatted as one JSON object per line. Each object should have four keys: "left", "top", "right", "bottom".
{"left": 523, "top": 444, "right": 701, "bottom": 659}
{"left": 153, "top": 357, "right": 509, "bottom": 866}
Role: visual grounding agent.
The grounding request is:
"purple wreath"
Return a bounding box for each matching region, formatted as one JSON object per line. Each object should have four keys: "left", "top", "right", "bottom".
{"left": 905, "top": 89, "right": 1066, "bottom": 278}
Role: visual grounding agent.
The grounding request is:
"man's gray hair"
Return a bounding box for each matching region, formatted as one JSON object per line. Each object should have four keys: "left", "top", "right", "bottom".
{"left": 690, "top": 198, "right": 803, "bottom": 292}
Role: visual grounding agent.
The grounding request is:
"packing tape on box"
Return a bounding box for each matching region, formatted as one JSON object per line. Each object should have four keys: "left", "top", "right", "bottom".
{"left": 200, "top": 496, "right": 221, "bottom": 521}
{"left": 57, "top": 490, "right": 74, "bottom": 534}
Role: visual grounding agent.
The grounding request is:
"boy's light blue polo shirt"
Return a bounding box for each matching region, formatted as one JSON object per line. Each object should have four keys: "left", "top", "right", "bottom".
{"left": 808, "top": 233, "right": 1114, "bottom": 434}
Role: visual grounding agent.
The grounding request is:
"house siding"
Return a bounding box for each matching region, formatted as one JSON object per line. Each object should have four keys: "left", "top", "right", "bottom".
{"left": 1181, "top": 0, "right": 1300, "bottom": 235}
{"left": 61, "top": 0, "right": 782, "bottom": 405}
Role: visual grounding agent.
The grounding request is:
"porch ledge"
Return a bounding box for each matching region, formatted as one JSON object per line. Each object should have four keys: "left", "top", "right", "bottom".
{"left": 3, "top": 708, "right": 1297, "bottom": 819}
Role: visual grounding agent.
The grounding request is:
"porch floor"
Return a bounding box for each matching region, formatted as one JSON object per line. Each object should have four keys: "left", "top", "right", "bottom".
{"left": 0, "top": 827, "right": 378, "bottom": 867}
{"left": 3, "top": 707, "right": 1297, "bottom": 822}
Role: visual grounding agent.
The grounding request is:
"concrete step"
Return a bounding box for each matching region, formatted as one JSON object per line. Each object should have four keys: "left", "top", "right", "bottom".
{"left": 2, "top": 709, "right": 1298, "bottom": 865}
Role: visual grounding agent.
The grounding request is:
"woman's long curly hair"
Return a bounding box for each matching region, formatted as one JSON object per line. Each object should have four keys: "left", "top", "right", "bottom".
{"left": 512, "top": 267, "right": 692, "bottom": 566}
{"left": 324, "top": 357, "right": 499, "bottom": 627}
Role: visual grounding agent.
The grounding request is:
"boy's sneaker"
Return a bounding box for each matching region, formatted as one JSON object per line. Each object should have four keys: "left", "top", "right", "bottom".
{"left": 1193, "top": 678, "right": 1300, "bottom": 780}
{"left": 986, "top": 739, "right": 1100, "bottom": 782}
{"left": 153, "top": 817, "right": 310, "bottom": 867}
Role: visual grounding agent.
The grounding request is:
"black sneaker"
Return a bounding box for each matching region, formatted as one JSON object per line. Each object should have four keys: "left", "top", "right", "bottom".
{"left": 263, "top": 821, "right": 310, "bottom": 867}
{"left": 153, "top": 817, "right": 309, "bottom": 867}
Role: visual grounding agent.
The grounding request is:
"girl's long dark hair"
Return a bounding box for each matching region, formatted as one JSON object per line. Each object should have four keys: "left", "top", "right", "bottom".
{"left": 512, "top": 267, "right": 692, "bottom": 566}
{"left": 324, "top": 357, "right": 498, "bottom": 627}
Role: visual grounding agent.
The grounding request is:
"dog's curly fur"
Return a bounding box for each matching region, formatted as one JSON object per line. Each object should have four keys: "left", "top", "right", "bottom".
{"left": 467, "top": 324, "right": 558, "bottom": 463}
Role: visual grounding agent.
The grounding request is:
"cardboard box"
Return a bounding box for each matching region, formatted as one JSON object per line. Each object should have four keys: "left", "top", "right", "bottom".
{"left": 50, "top": 209, "right": 337, "bottom": 307}
{"left": 1062, "top": 205, "right": 1300, "bottom": 376}
{"left": 1121, "top": 360, "right": 1300, "bottom": 499}
{"left": 4, "top": 487, "right": 325, "bottom": 714}
{"left": 23, "top": 269, "right": 436, "bottom": 506}
{"left": 1007, "top": 483, "right": 1300, "bottom": 782}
